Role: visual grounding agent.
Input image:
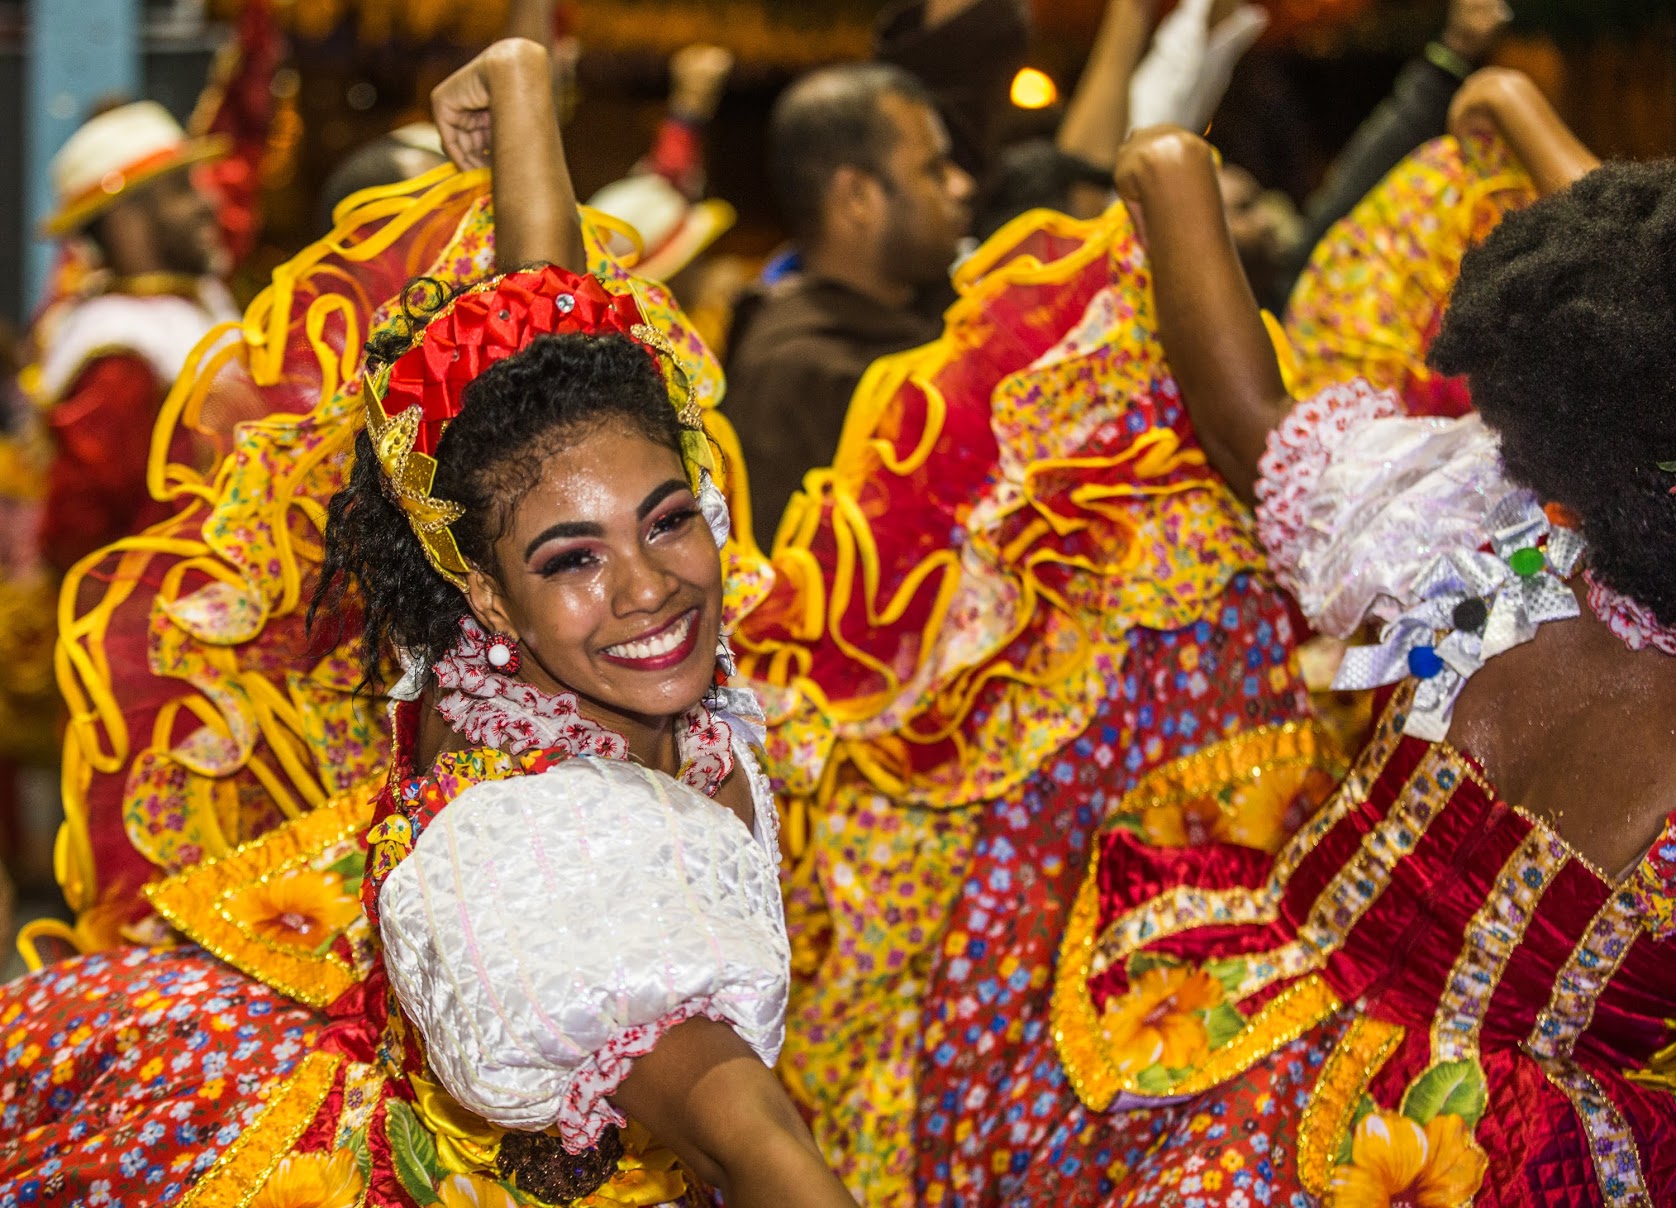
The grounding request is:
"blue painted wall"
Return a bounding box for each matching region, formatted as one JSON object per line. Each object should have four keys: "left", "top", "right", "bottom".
{"left": 24, "top": 0, "right": 142, "bottom": 312}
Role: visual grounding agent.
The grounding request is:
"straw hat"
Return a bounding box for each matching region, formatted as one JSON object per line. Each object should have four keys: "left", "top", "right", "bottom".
{"left": 587, "top": 173, "right": 735, "bottom": 282}
{"left": 43, "top": 101, "right": 229, "bottom": 236}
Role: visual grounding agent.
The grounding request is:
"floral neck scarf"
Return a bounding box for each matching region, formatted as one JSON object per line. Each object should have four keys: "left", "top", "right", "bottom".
{"left": 432, "top": 617, "right": 735, "bottom": 798}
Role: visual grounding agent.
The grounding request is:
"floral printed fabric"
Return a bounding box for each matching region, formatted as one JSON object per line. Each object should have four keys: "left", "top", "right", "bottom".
{"left": 911, "top": 576, "right": 1316, "bottom": 1207}
{"left": 1280, "top": 132, "right": 1535, "bottom": 412}
{"left": 1008, "top": 1014, "right": 1348, "bottom": 1208}
{"left": 759, "top": 193, "right": 1339, "bottom": 1208}
{"left": 780, "top": 573, "right": 1321, "bottom": 1205}
{"left": 1628, "top": 812, "right": 1676, "bottom": 941}
{"left": 0, "top": 945, "right": 322, "bottom": 1207}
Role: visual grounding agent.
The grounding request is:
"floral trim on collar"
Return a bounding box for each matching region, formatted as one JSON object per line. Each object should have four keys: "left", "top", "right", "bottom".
{"left": 432, "top": 616, "right": 734, "bottom": 798}
{"left": 1585, "top": 571, "right": 1676, "bottom": 656}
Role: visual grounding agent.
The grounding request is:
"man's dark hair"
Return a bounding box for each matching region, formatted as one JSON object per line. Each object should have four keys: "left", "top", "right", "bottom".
{"left": 1431, "top": 159, "right": 1676, "bottom": 625}
{"left": 768, "top": 62, "right": 935, "bottom": 244}
{"left": 975, "top": 139, "right": 1112, "bottom": 239}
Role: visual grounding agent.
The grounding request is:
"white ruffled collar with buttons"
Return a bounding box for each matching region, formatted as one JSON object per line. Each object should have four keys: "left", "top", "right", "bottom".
{"left": 1332, "top": 487, "right": 1675, "bottom": 741}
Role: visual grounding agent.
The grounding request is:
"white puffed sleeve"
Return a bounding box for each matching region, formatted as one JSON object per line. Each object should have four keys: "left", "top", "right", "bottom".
{"left": 377, "top": 757, "right": 789, "bottom": 1152}
{"left": 1254, "top": 379, "right": 1509, "bottom": 638}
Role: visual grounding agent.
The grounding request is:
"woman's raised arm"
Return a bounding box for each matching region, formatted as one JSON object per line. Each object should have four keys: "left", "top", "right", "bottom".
{"left": 431, "top": 37, "right": 586, "bottom": 272}
{"left": 1116, "top": 126, "right": 1290, "bottom": 502}
{"left": 1448, "top": 67, "right": 1599, "bottom": 196}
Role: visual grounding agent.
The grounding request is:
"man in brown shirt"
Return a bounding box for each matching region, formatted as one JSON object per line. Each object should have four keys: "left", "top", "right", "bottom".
{"left": 724, "top": 0, "right": 1026, "bottom": 548}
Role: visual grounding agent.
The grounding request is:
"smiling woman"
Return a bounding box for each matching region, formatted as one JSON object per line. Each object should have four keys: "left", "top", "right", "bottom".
{"left": 293, "top": 245, "right": 846, "bottom": 1206}
{"left": 316, "top": 280, "right": 729, "bottom": 772}
{"left": 0, "top": 35, "right": 855, "bottom": 1208}
{"left": 301, "top": 251, "right": 856, "bottom": 1206}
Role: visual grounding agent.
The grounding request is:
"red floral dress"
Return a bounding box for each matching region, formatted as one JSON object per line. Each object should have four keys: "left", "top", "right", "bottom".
{"left": 0, "top": 715, "right": 704, "bottom": 1208}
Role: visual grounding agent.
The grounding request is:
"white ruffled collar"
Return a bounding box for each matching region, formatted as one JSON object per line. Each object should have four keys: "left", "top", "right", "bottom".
{"left": 1333, "top": 488, "right": 1676, "bottom": 741}
{"left": 1334, "top": 489, "right": 1582, "bottom": 741}
{"left": 1586, "top": 572, "right": 1676, "bottom": 656}
{"left": 428, "top": 617, "right": 736, "bottom": 796}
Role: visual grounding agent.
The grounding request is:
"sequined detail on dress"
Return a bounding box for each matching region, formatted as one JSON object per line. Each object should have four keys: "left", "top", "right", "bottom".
{"left": 1525, "top": 888, "right": 1642, "bottom": 1061}
{"left": 1430, "top": 829, "right": 1567, "bottom": 1062}
{"left": 1536, "top": 1058, "right": 1652, "bottom": 1208}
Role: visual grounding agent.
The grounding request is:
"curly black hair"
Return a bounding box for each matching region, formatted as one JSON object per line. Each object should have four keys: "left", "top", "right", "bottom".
{"left": 1430, "top": 160, "right": 1676, "bottom": 626}
{"left": 310, "top": 277, "right": 683, "bottom": 687}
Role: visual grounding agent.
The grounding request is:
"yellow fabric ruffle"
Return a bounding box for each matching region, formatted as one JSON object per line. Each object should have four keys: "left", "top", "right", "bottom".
{"left": 741, "top": 203, "right": 1265, "bottom": 827}
{"left": 1282, "top": 132, "right": 1535, "bottom": 402}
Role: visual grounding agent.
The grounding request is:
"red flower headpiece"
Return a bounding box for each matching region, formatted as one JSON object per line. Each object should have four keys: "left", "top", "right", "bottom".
{"left": 364, "top": 264, "right": 702, "bottom": 590}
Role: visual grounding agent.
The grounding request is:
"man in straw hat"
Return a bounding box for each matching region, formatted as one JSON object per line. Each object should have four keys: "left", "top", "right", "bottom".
{"left": 21, "top": 0, "right": 281, "bottom": 576}
{"left": 27, "top": 99, "right": 242, "bottom": 576}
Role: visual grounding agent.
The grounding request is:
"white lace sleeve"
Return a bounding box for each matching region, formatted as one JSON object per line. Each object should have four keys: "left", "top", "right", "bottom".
{"left": 1254, "top": 379, "right": 1509, "bottom": 637}
{"left": 377, "top": 757, "right": 790, "bottom": 1152}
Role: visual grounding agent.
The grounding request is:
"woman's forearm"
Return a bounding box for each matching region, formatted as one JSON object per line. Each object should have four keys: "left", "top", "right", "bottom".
{"left": 1450, "top": 68, "right": 1598, "bottom": 195}
{"left": 485, "top": 41, "right": 584, "bottom": 272}
{"left": 1057, "top": 0, "right": 1154, "bottom": 169}
{"left": 1493, "top": 93, "right": 1598, "bottom": 196}
{"left": 1118, "top": 128, "right": 1290, "bottom": 502}
{"left": 612, "top": 1018, "right": 857, "bottom": 1207}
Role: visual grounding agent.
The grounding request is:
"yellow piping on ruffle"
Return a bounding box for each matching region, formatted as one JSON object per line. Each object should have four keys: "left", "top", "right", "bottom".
{"left": 53, "top": 169, "right": 495, "bottom": 918}
{"left": 1281, "top": 133, "right": 1533, "bottom": 401}
{"left": 180, "top": 1049, "right": 344, "bottom": 1208}
{"left": 739, "top": 199, "right": 1269, "bottom": 814}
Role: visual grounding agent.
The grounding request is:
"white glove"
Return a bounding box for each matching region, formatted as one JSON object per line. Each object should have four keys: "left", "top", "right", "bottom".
{"left": 1128, "top": 0, "right": 1269, "bottom": 133}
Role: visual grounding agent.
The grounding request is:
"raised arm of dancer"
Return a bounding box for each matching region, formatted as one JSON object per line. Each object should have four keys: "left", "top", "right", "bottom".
{"left": 431, "top": 37, "right": 585, "bottom": 273}
{"left": 501, "top": 0, "right": 553, "bottom": 44}
{"left": 924, "top": 0, "right": 988, "bottom": 25}
{"left": 1057, "top": 0, "right": 1156, "bottom": 169}
{"left": 1115, "top": 127, "right": 1289, "bottom": 503}
{"left": 613, "top": 1018, "right": 859, "bottom": 1207}
{"left": 1448, "top": 67, "right": 1599, "bottom": 196}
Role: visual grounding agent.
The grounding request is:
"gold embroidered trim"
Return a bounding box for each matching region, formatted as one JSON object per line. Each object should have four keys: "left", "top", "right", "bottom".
{"left": 335, "top": 1060, "right": 386, "bottom": 1149}
{"left": 1431, "top": 829, "right": 1567, "bottom": 1063}
{"left": 1088, "top": 884, "right": 1271, "bottom": 979}
{"left": 1509, "top": 803, "right": 1615, "bottom": 886}
{"left": 1297, "top": 1014, "right": 1405, "bottom": 1195}
{"left": 1167, "top": 976, "right": 1342, "bottom": 1095}
{"left": 1535, "top": 1057, "right": 1652, "bottom": 1208}
{"left": 1053, "top": 844, "right": 1342, "bottom": 1114}
{"left": 1526, "top": 887, "right": 1642, "bottom": 1062}
{"left": 1222, "top": 744, "right": 1462, "bottom": 1002}
{"left": 1087, "top": 700, "right": 1407, "bottom": 978}
{"left": 1106, "top": 720, "right": 1334, "bottom": 816}
{"left": 1053, "top": 699, "right": 1416, "bottom": 1111}
{"left": 180, "top": 1050, "right": 344, "bottom": 1208}
{"left": 1053, "top": 850, "right": 1115, "bottom": 1109}
{"left": 144, "top": 784, "right": 378, "bottom": 1007}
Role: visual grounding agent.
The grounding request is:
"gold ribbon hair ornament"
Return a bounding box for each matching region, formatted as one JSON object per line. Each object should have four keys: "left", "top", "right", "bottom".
{"left": 359, "top": 266, "right": 711, "bottom": 593}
